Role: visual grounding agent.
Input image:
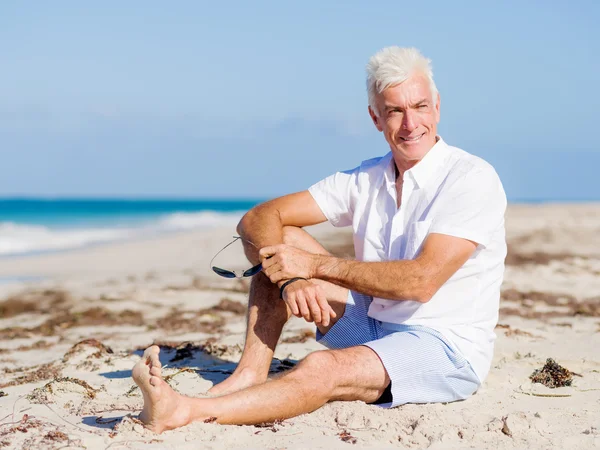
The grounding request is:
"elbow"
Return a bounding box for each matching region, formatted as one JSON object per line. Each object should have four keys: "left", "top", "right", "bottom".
{"left": 409, "top": 260, "right": 437, "bottom": 303}
{"left": 411, "top": 277, "right": 437, "bottom": 304}
{"left": 390, "top": 284, "right": 434, "bottom": 304}
{"left": 415, "top": 286, "right": 435, "bottom": 303}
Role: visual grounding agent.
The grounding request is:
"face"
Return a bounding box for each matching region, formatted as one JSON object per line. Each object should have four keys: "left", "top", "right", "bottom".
{"left": 369, "top": 73, "right": 440, "bottom": 168}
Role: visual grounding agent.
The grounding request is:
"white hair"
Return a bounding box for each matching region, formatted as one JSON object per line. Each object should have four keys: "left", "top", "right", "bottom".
{"left": 366, "top": 47, "right": 438, "bottom": 115}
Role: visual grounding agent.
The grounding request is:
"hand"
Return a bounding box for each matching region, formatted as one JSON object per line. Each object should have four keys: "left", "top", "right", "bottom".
{"left": 259, "top": 244, "right": 321, "bottom": 284}
{"left": 281, "top": 279, "right": 336, "bottom": 326}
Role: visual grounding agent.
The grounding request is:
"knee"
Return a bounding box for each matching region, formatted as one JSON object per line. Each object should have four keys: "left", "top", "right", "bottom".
{"left": 282, "top": 226, "right": 330, "bottom": 257}
{"left": 294, "top": 351, "right": 338, "bottom": 391}
{"left": 281, "top": 226, "right": 304, "bottom": 247}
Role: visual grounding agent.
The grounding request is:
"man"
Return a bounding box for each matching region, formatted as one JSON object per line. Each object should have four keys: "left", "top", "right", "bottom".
{"left": 132, "top": 46, "right": 507, "bottom": 432}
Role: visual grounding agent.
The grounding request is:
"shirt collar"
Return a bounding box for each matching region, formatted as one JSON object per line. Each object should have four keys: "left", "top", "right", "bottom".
{"left": 381, "top": 136, "right": 450, "bottom": 189}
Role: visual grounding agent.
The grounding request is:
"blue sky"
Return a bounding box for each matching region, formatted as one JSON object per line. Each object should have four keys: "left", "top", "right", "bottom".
{"left": 0, "top": 1, "right": 598, "bottom": 201}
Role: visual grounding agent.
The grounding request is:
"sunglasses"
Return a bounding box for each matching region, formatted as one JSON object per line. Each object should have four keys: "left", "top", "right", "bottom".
{"left": 210, "top": 236, "right": 263, "bottom": 278}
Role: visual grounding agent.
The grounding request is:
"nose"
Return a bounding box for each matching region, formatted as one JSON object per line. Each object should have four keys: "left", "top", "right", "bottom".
{"left": 402, "top": 110, "right": 417, "bottom": 132}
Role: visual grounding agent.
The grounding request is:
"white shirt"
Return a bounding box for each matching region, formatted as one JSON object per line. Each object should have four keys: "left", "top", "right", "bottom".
{"left": 308, "top": 137, "right": 507, "bottom": 383}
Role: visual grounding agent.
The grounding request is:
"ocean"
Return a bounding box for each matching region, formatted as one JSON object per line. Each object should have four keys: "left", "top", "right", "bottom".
{"left": 0, "top": 198, "right": 262, "bottom": 258}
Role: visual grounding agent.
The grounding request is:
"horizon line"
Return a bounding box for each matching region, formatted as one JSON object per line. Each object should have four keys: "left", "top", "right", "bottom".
{"left": 1, "top": 195, "right": 600, "bottom": 204}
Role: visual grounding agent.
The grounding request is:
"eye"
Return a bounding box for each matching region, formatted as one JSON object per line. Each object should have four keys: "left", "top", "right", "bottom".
{"left": 418, "top": 104, "right": 428, "bottom": 109}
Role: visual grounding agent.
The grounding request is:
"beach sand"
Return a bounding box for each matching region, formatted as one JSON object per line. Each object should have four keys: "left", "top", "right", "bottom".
{"left": 0, "top": 204, "right": 599, "bottom": 449}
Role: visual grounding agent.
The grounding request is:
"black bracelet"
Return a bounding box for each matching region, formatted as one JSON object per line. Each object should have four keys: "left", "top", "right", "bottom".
{"left": 279, "top": 277, "right": 308, "bottom": 299}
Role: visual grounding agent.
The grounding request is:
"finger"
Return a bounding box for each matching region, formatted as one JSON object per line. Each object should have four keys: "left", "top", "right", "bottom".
{"left": 328, "top": 303, "right": 337, "bottom": 318}
{"left": 321, "top": 307, "right": 330, "bottom": 327}
{"left": 290, "top": 298, "right": 303, "bottom": 318}
{"left": 258, "top": 246, "right": 276, "bottom": 262}
{"left": 283, "top": 290, "right": 300, "bottom": 317}
{"left": 270, "top": 271, "right": 285, "bottom": 284}
{"left": 296, "top": 293, "right": 312, "bottom": 322}
{"left": 265, "top": 264, "right": 287, "bottom": 283}
{"left": 262, "top": 262, "right": 279, "bottom": 277}
{"left": 261, "top": 256, "right": 274, "bottom": 269}
{"left": 306, "top": 294, "right": 322, "bottom": 324}
{"left": 321, "top": 289, "right": 337, "bottom": 318}
{"left": 285, "top": 293, "right": 300, "bottom": 316}
{"left": 315, "top": 292, "right": 330, "bottom": 326}
{"left": 313, "top": 287, "right": 336, "bottom": 321}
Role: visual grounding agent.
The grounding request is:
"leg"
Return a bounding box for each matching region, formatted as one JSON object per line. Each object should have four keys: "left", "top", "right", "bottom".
{"left": 133, "top": 344, "right": 389, "bottom": 432}
{"left": 208, "top": 226, "right": 348, "bottom": 396}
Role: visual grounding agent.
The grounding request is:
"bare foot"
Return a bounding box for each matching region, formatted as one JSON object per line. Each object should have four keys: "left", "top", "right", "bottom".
{"left": 207, "top": 367, "right": 264, "bottom": 396}
{"left": 132, "top": 345, "right": 193, "bottom": 433}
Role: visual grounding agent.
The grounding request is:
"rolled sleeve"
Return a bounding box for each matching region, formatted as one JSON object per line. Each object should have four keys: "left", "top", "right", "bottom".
{"left": 308, "top": 168, "right": 358, "bottom": 227}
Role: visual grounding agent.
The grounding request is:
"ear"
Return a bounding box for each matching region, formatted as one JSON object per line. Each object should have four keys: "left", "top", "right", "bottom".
{"left": 368, "top": 106, "right": 383, "bottom": 132}
{"left": 434, "top": 93, "right": 441, "bottom": 123}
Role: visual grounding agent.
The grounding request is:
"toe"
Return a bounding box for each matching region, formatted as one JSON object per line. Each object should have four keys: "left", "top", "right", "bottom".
{"left": 150, "top": 346, "right": 162, "bottom": 363}
{"left": 150, "top": 354, "right": 162, "bottom": 369}
{"left": 149, "top": 375, "right": 163, "bottom": 387}
{"left": 132, "top": 359, "right": 151, "bottom": 385}
{"left": 143, "top": 346, "right": 155, "bottom": 359}
{"left": 149, "top": 345, "right": 160, "bottom": 354}
{"left": 150, "top": 366, "right": 162, "bottom": 377}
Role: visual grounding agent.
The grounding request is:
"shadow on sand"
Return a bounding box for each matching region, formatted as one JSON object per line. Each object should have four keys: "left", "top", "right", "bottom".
{"left": 85, "top": 343, "right": 298, "bottom": 430}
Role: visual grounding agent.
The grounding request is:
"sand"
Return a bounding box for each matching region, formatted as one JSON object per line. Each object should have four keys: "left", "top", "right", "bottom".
{"left": 0, "top": 204, "right": 599, "bottom": 449}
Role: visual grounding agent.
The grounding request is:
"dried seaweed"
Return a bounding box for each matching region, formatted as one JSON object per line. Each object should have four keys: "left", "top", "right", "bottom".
{"left": 212, "top": 298, "right": 246, "bottom": 315}
{"left": 254, "top": 419, "right": 284, "bottom": 433}
{"left": 504, "top": 248, "right": 579, "bottom": 266}
{"left": 169, "top": 343, "right": 201, "bottom": 362}
{"left": 0, "top": 414, "right": 43, "bottom": 438}
{"left": 201, "top": 339, "right": 241, "bottom": 358}
{"left": 43, "top": 430, "right": 68, "bottom": 442}
{"left": 0, "top": 308, "right": 144, "bottom": 339}
{"left": 0, "top": 363, "right": 61, "bottom": 388}
{"left": 281, "top": 329, "right": 316, "bottom": 344}
{"left": 142, "top": 340, "right": 239, "bottom": 362}
{"left": 339, "top": 430, "right": 357, "bottom": 444}
{"left": 530, "top": 358, "right": 575, "bottom": 388}
{"left": 501, "top": 289, "right": 576, "bottom": 305}
{"left": 32, "top": 308, "right": 144, "bottom": 335}
{"left": 0, "top": 327, "right": 30, "bottom": 340}
{"left": 63, "top": 339, "right": 114, "bottom": 362}
{"left": 16, "top": 340, "right": 54, "bottom": 352}
{"left": 154, "top": 309, "right": 224, "bottom": 334}
{"left": 0, "top": 289, "right": 70, "bottom": 318}
{"left": 28, "top": 376, "right": 99, "bottom": 402}
{"left": 500, "top": 289, "right": 600, "bottom": 318}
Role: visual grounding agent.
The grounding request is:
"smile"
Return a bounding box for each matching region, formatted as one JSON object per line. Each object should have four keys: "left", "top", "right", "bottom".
{"left": 400, "top": 133, "right": 425, "bottom": 142}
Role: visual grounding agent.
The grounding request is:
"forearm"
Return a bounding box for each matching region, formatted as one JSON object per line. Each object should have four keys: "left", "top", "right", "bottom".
{"left": 315, "top": 256, "right": 433, "bottom": 303}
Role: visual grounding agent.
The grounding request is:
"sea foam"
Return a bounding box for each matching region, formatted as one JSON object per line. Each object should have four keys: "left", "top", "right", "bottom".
{"left": 0, "top": 211, "right": 243, "bottom": 257}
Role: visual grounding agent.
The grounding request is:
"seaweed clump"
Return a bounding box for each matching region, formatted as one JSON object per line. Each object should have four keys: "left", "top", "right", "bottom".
{"left": 530, "top": 358, "right": 573, "bottom": 388}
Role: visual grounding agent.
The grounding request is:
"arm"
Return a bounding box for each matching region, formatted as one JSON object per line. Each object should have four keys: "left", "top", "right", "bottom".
{"left": 262, "top": 164, "right": 506, "bottom": 303}
{"left": 237, "top": 190, "right": 327, "bottom": 266}
{"left": 238, "top": 191, "right": 336, "bottom": 326}
{"left": 261, "top": 233, "right": 477, "bottom": 303}
{"left": 315, "top": 233, "right": 477, "bottom": 302}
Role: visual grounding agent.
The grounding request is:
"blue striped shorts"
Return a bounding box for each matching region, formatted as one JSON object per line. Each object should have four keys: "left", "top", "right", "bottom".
{"left": 316, "top": 291, "right": 480, "bottom": 408}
